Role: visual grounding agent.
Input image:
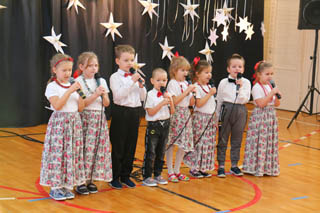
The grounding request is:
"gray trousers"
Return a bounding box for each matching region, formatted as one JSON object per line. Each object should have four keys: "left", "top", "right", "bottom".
{"left": 217, "top": 102, "right": 247, "bottom": 167}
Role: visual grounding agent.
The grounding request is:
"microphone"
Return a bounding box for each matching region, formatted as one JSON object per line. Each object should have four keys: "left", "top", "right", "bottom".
{"left": 69, "top": 77, "right": 86, "bottom": 99}
{"left": 269, "top": 80, "right": 282, "bottom": 99}
{"left": 94, "top": 73, "right": 101, "bottom": 87}
{"left": 129, "top": 68, "right": 145, "bottom": 86}
{"left": 160, "top": 86, "right": 166, "bottom": 94}
{"left": 208, "top": 79, "right": 215, "bottom": 88}
{"left": 236, "top": 73, "right": 242, "bottom": 95}
{"left": 185, "top": 75, "right": 192, "bottom": 85}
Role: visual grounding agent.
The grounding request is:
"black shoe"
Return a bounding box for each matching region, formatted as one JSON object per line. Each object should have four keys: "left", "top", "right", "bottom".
{"left": 189, "top": 170, "right": 203, "bottom": 178}
{"left": 121, "top": 178, "right": 136, "bottom": 188}
{"left": 217, "top": 168, "right": 226, "bottom": 178}
{"left": 75, "top": 184, "right": 90, "bottom": 195}
{"left": 109, "top": 180, "right": 122, "bottom": 190}
{"left": 87, "top": 183, "right": 98, "bottom": 193}
{"left": 199, "top": 171, "right": 212, "bottom": 178}
{"left": 230, "top": 167, "right": 244, "bottom": 176}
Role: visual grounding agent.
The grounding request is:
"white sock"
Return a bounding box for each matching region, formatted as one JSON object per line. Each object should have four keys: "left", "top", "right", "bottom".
{"left": 166, "top": 146, "right": 174, "bottom": 174}
{"left": 174, "top": 148, "right": 185, "bottom": 174}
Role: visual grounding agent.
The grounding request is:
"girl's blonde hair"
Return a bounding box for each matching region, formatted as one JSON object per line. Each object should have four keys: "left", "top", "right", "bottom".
{"left": 48, "top": 53, "right": 73, "bottom": 84}
{"left": 254, "top": 61, "right": 273, "bottom": 84}
{"left": 169, "top": 56, "right": 191, "bottom": 79}
{"left": 190, "top": 59, "right": 211, "bottom": 83}
{"left": 77, "top": 51, "right": 99, "bottom": 69}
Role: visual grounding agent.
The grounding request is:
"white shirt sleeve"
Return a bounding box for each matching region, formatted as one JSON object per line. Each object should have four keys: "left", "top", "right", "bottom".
{"left": 110, "top": 73, "right": 135, "bottom": 102}
{"left": 101, "top": 78, "right": 110, "bottom": 93}
{"left": 252, "top": 84, "right": 265, "bottom": 100}
{"left": 45, "top": 82, "right": 59, "bottom": 99}
{"left": 167, "top": 80, "right": 181, "bottom": 97}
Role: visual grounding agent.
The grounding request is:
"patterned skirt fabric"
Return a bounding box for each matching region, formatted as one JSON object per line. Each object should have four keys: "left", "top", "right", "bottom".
{"left": 80, "top": 109, "right": 112, "bottom": 182}
{"left": 183, "top": 111, "right": 216, "bottom": 172}
{"left": 40, "top": 112, "right": 86, "bottom": 189}
{"left": 167, "top": 106, "right": 194, "bottom": 152}
{"left": 242, "top": 106, "right": 280, "bottom": 176}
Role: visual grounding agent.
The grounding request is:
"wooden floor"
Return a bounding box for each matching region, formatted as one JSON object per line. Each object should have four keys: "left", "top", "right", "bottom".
{"left": 0, "top": 104, "right": 320, "bottom": 213}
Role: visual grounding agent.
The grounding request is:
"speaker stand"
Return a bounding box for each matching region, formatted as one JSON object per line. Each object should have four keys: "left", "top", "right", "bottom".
{"left": 287, "top": 29, "right": 320, "bottom": 128}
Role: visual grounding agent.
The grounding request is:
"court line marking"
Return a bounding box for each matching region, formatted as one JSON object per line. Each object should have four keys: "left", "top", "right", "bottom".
{"left": 288, "top": 163, "right": 302, "bottom": 166}
{"left": 0, "top": 197, "right": 16, "bottom": 200}
{"left": 28, "top": 197, "right": 51, "bottom": 202}
{"left": 292, "top": 196, "right": 308, "bottom": 200}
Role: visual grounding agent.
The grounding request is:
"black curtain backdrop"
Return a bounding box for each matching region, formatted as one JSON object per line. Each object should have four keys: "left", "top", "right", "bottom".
{"left": 0, "top": 0, "right": 263, "bottom": 127}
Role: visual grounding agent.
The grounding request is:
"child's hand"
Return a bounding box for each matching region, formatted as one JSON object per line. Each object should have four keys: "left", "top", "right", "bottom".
{"left": 95, "top": 85, "right": 106, "bottom": 96}
{"left": 272, "top": 87, "right": 280, "bottom": 96}
{"left": 236, "top": 79, "right": 243, "bottom": 88}
{"left": 162, "top": 97, "right": 171, "bottom": 105}
{"left": 163, "top": 92, "right": 172, "bottom": 98}
{"left": 131, "top": 72, "right": 141, "bottom": 82}
{"left": 138, "top": 78, "right": 145, "bottom": 88}
{"left": 69, "top": 82, "right": 81, "bottom": 93}
{"left": 209, "top": 87, "right": 216, "bottom": 96}
{"left": 186, "top": 84, "right": 196, "bottom": 94}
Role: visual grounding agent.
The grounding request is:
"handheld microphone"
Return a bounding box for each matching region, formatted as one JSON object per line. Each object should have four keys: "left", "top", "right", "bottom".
{"left": 236, "top": 73, "right": 242, "bottom": 93}
{"left": 69, "top": 77, "right": 86, "bottom": 99}
{"left": 208, "top": 79, "right": 215, "bottom": 88}
{"left": 185, "top": 75, "right": 192, "bottom": 85}
{"left": 160, "top": 86, "right": 166, "bottom": 94}
{"left": 269, "top": 80, "right": 282, "bottom": 99}
{"left": 129, "top": 68, "right": 145, "bottom": 86}
{"left": 94, "top": 73, "right": 103, "bottom": 100}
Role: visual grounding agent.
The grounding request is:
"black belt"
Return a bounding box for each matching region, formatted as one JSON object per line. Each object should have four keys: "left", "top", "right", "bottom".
{"left": 148, "top": 119, "right": 170, "bottom": 128}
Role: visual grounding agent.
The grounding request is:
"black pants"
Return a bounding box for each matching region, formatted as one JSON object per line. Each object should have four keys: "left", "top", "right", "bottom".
{"left": 142, "top": 119, "right": 170, "bottom": 179}
{"left": 110, "top": 104, "right": 140, "bottom": 181}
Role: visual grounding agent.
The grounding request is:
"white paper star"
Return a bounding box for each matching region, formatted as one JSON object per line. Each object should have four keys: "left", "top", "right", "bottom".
{"left": 213, "top": 11, "right": 228, "bottom": 27}
{"left": 138, "top": 0, "right": 159, "bottom": 20}
{"left": 132, "top": 54, "right": 146, "bottom": 71}
{"left": 245, "top": 24, "right": 255, "bottom": 40}
{"left": 43, "top": 27, "right": 67, "bottom": 54}
{"left": 260, "top": 21, "right": 266, "bottom": 37}
{"left": 159, "top": 36, "right": 174, "bottom": 61}
{"left": 221, "top": 25, "right": 229, "bottom": 41}
{"left": 217, "top": 1, "right": 234, "bottom": 21}
{"left": 180, "top": 0, "right": 200, "bottom": 21}
{"left": 199, "top": 41, "right": 214, "bottom": 64}
{"left": 0, "top": 5, "right": 6, "bottom": 9}
{"left": 67, "top": 0, "right": 86, "bottom": 14}
{"left": 236, "top": 16, "right": 251, "bottom": 33}
{"left": 208, "top": 28, "right": 219, "bottom": 46}
{"left": 100, "top": 13, "right": 123, "bottom": 41}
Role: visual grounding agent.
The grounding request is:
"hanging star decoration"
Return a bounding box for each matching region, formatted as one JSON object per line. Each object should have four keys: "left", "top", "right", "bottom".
{"left": 159, "top": 36, "right": 174, "bottom": 61}
{"left": 67, "top": 0, "right": 86, "bottom": 14}
{"left": 132, "top": 54, "right": 146, "bottom": 71}
{"left": 100, "top": 13, "right": 123, "bottom": 41}
{"left": 199, "top": 41, "right": 214, "bottom": 64}
{"left": 0, "top": 5, "right": 6, "bottom": 9}
{"left": 180, "top": 0, "right": 200, "bottom": 21}
{"left": 236, "top": 16, "right": 251, "bottom": 33}
{"left": 217, "top": 1, "right": 234, "bottom": 22}
{"left": 208, "top": 28, "right": 219, "bottom": 46}
{"left": 260, "top": 21, "right": 266, "bottom": 37}
{"left": 221, "top": 25, "right": 229, "bottom": 42}
{"left": 138, "top": 0, "right": 159, "bottom": 20}
{"left": 43, "top": 27, "right": 67, "bottom": 54}
{"left": 212, "top": 10, "right": 229, "bottom": 27}
{"left": 245, "top": 24, "right": 255, "bottom": 40}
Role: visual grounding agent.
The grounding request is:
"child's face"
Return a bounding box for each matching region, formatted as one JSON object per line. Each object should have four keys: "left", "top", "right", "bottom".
{"left": 116, "top": 52, "right": 134, "bottom": 72}
{"left": 151, "top": 72, "right": 168, "bottom": 91}
{"left": 81, "top": 58, "right": 99, "bottom": 79}
{"left": 227, "top": 59, "right": 244, "bottom": 78}
{"left": 258, "top": 67, "right": 274, "bottom": 84}
{"left": 197, "top": 67, "right": 212, "bottom": 85}
{"left": 53, "top": 61, "right": 73, "bottom": 83}
{"left": 175, "top": 68, "right": 189, "bottom": 81}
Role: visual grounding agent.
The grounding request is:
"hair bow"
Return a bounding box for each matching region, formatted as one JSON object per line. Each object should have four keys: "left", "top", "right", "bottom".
{"left": 193, "top": 56, "right": 200, "bottom": 66}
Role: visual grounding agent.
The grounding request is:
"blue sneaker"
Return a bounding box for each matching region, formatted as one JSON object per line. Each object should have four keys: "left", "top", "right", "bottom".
{"left": 62, "top": 188, "right": 75, "bottom": 199}
{"left": 109, "top": 180, "right": 122, "bottom": 189}
{"left": 121, "top": 178, "right": 136, "bottom": 188}
{"left": 49, "top": 189, "right": 67, "bottom": 201}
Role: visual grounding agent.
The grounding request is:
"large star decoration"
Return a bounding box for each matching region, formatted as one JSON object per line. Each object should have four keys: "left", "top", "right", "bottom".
{"left": 217, "top": 1, "right": 234, "bottom": 21}
{"left": 199, "top": 41, "right": 214, "bottom": 64}
{"left": 43, "top": 27, "right": 67, "bottom": 54}
{"left": 100, "top": 13, "right": 123, "bottom": 41}
{"left": 67, "top": 0, "right": 86, "bottom": 14}
{"left": 0, "top": 5, "right": 6, "bottom": 9}
{"left": 245, "top": 24, "right": 255, "bottom": 40}
{"left": 213, "top": 10, "right": 228, "bottom": 27}
{"left": 221, "top": 25, "right": 229, "bottom": 42}
{"left": 138, "top": 0, "right": 159, "bottom": 20}
{"left": 132, "top": 54, "right": 146, "bottom": 71}
{"left": 260, "top": 21, "right": 266, "bottom": 37}
{"left": 180, "top": 0, "right": 200, "bottom": 21}
{"left": 159, "top": 36, "right": 174, "bottom": 61}
{"left": 208, "top": 28, "right": 219, "bottom": 46}
{"left": 236, "top": 16, "right": 251, "bottom": 33}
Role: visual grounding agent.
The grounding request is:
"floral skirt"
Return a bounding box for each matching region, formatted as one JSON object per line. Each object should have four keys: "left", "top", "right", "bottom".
{"left": 80, "top": 109, "right": 112, "bottom": 182}
{"left": 242, "top": 106, "right": 280, "bottom": 176}
{"left": 167, "top": 106, "right": 194, "bottom": 152}
{"left": 40, "top": 112, "right": 86, "bottom": 189}
{"left": 184, "top": 111, "right": 216, "bottom": 171}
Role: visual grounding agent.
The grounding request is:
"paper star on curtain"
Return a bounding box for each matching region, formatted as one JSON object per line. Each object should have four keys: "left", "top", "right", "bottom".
{"left": 138, "top": 0, "right": 159, "bottom": 20}
{"left": 260, "top": 21, "right": 266, "bottom": 37}
{"left": 199, "top": 41, "right": 214, "bottom": 64}
{"left": 133, "top": 54, "right": 146, "bottom": 71}
{"left": 180, "top": 0, "right": 200, "bottom": 21}
{"left": 67, "top": 0, "right": 86, "bottom": 14}
{"left": 245, "top": 24, "right": 255, "bottom": 40}
{"left": 43, "top": 27, "right": 67, "bottom": 54}
{"left": 208, "top": 28, "right": 219, "bottom": 46}
{"left": 213, "top": 10, "right": 228, "bottom": 27}
{"left": 217, "top": 1, "right": 234, "bottom": 21}
{"left": 100, "top": 13, "right": 123, "bottom": 41}
{"left": 221, "top": 25, "right": 229, "bottom": 41}
{"left": 236, "top": 16, "right": 251, "bottom": 33}
{"left": 0, "top": 5, "right": 7, "bottom": 9}
{"left": 159, "top": 36, "right": 174, "bottom": 61}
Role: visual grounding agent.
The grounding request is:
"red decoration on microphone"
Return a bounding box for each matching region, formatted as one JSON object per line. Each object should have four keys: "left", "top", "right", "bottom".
{"left": 193, "top": 56, "right": 200, "bottom": 66}
{"left": 157, "top": 91, "right": 163, "bottom": 97}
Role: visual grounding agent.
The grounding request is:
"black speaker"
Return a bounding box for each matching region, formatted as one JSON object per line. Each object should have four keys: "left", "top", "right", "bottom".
{"left": 298, "top": 0, "right": 320, "bottom": 29}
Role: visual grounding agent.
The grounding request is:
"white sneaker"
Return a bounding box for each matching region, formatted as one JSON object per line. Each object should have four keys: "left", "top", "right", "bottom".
{"left": 142, "top": 177, "right": 158, "bottom": 187}
{"left": 154, "top": 175, "right": 168, "bottom": 185}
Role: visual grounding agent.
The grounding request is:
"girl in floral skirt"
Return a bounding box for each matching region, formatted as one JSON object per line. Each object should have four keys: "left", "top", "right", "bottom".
{"left": 40, "top": 53, "right": 86, "bottom": 200}
{"left": 183, "top": 58, "right": 217, "bottom": 178}
{"left": 242, "top": 61, "right": 281, "bottom": 176}
{"left": 166, "top": 55, "right": 196, "bottom": 182}
{"left": 75, "top": 52, "right": 112, "bottom": 194}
